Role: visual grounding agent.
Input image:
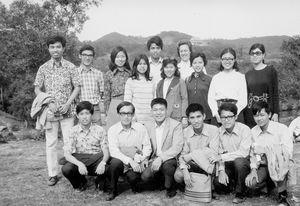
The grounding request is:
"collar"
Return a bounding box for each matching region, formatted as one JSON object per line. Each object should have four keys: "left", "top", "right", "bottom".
{"left": 78, "top": 65, "right": 95, "bottom": 73}
{"left": 252, "top": 120, "right": 277, "bottom": 137}
{"left": 149, "top": 57, "right": 163, "bottom": 65}
{"left": 112, "top": 67, "right": 131, "bottom": 75}
{"left": 76, "top": 123, "right": 95, "bottom": 133}
{"left": 115, "top": 121, "right": 139, "bottom": 134}
{"left": 220, "top": 122, "right": 240, "bottom": 135}
{"left": 155, "top": 120, "right": 166, "bottom": 129}
{"left": 49, "top": 57, "right": 66, "bottom": 68}
{"left": 185, "top": 124, "right": 209, "bottom": 138}
{"left": 178, "top": 60, "right": 190, "bottom": 67}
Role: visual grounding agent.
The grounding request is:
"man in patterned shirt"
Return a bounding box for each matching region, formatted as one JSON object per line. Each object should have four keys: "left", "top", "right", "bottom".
{"left": 77, "top": 45, "right": 105, "bottom": 125}
{"left": 62, "top": 101, "right": 109, "bottom": 192}
{"left": 34, "top": 35, "right": 81, "bottom": 186}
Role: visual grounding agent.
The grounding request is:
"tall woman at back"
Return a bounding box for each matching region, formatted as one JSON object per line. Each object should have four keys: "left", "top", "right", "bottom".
{"left": 208, "top": 48, "right": 247, "bottom": 124}
{"left": 244, "top": 43, "right": 279, "bottom": 128}
{"left": 124, "top": 54, "right": 155, "bottom": 125}
{"left": 104, "top": 46, "right": 131, "bottom": 129}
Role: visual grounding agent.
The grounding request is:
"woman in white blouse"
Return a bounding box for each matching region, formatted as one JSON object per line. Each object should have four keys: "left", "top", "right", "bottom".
{"left": 208, "top": 48, "right": 247, "bottom": 125}
{"left": 177, "top": 40, "right": 207, "bottom": 81}
{"left": 124, "top": 54, "right": 155, "bottom": 125}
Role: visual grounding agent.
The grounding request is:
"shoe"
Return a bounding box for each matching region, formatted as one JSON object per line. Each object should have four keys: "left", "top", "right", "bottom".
{"left": 106, "top": 192, "right": 117, "bottom": 201}
{"left": 47, "top": 176, "right": 58, "bottom": 186}
{"left": 131, "top": 185, "right": 141, "bottom": 194}
{"left": 212, "top": 191, "right": 220, "bottom": 200}
{"left": 74, "top": 181, "right": 87, "bottom": 193}
{"left": 232, "top": 194, "right": 246, "bottom": 204}
{"left": 166, "top": 189, "right": 176, "bottom": 198}
{"left": 278, "top": 191, "right": 291, "bottom": 206}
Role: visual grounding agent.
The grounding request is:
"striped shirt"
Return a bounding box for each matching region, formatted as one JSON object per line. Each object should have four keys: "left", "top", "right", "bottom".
{"left": 77, "top": 66, "right": 104, "bottom": 104}
{"left": 124, "top": 78, "right": 155, "bottom": 124}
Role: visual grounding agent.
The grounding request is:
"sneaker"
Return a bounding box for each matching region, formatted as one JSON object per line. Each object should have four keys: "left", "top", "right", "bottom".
{"left": 278, "top": 191, "right": 291, "bottom": 206}
{"left": 106, "top": 192, "right": 117, "bottom": 201}
{"left": 232, "top": 194, "right": 246, "bottom": 204}
{"left": 166, "top": 189, "right": 177, "bottom": 198}
{"left": 47, "top": 176, "right": 58, "bottom": 186}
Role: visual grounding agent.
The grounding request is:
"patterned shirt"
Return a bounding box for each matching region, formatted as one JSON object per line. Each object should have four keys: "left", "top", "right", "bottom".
{"left": 34, "top": 58, "right": 80, "bottom": 116}
{"left": 179, "top": 124, "right": 219, "bottom": 169}
{"left": 77, "top": 66, "right": 104, "bottom": 104}
{"left": 64, "top": 123, "right": 108, "bottom": 154}
{"left": 103, "top": 68, "right": 131, "bottom": 109}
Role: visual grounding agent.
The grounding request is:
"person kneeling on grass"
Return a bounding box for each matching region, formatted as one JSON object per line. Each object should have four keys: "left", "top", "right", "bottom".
{"left": 245, "top": 101, "right": 293, "bottom": 206}
{"left": 174, "top": 103, "right": 219, "bottom": 189}
{"left": 62, "top": 101, "right": 109, "bottom": 192}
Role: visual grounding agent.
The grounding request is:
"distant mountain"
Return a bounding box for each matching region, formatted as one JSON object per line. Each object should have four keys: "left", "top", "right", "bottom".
{"left": 92, "top": 31, "right": 291, "bottom": 61}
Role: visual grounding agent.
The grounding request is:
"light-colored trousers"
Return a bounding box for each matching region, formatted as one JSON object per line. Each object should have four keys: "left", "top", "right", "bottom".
{"left": 45, "top": 117, "right": 74, "bottom": 177}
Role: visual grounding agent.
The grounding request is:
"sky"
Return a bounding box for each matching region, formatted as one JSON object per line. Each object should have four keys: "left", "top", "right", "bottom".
{"left": 3, "top": 0, "right": 300, "bottom": 41}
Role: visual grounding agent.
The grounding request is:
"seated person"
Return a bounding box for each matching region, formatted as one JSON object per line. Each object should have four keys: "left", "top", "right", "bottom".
{"left": 174, "top": 103, "right": 219, "bottom": 188}
{"left": 62, "top": 101, "right": 109, "bottom": 192}
{"left": 245, "top": 101, "right": 293, "bottom": 206}
{"left": 210, "top": 102, "right": 252, "bottom": 204}
{"left": 288, "top": 116, "right": 300, "bottom": 142}
{"left": 106, "top": 101, "right": 152, "bottom": 201}
{"left": 141, "top": 98, "right": 184, "bottom": 198}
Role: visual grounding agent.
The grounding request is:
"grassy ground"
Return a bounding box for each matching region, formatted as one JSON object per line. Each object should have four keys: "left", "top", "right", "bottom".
{"left": 1, "top": 140, "right": 300, "bottom": 206}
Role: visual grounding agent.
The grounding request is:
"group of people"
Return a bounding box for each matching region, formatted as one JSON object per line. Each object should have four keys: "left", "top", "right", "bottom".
{"left": 31, "top": 34, "right": 296, "bottom": 205}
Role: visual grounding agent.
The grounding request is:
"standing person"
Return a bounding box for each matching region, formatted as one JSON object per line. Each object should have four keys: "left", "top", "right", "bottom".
{"left": 177, "top": 40, "right": 207, "bottom": 81}
{"left": 208, "top": 47, "right": 247, "bottom": 125}
{"left": 34, "top": 35, "right": 81, "bottom": 186}
{"left": 124, "top": 54, "right": 155, "bottom": 125}
{"left": 245, "top": 101, "right": 293, "bottom": 206}
{"left": 77, "top": 45, "right": 105, "bottom": 126}
{"left": 156, "top": 57, "right": 188, "bottom": 127}
{"left": 210, "top": 103, "right": 252, "bottom": 204}
{"left": 62, "top": 101, "right": 109, "bottom": 192}
{"left": 244, "top": 43, "right": 279, "bottom": 128}
{"left": 104, "top": 46, "right": 131, "bottom": 129}
{"left": 141, "top": 98, "right": 184, "bottom": 198}
{"left": 106, "top": 101, "right": 152, "bottom": 201}
{"left": 147, "top": 36, "right": 164, "bottom": 84}
{"left": 186, "top": 52, "right": 213, "bottom": 124}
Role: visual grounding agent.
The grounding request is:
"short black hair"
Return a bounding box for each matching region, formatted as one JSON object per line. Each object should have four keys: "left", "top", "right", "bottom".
{"left": 147, "top": 36, "right": 163, "bottom": 50}
{"left": 116, "top": 101, "right": 135, "bottom": 114}
{"left": 219, "top": 47, "right": 239, "bottom": 71}
{"left": 161, "top": 57, "right": 180, "bottom": 79}
{"left": 46, "top": 35, "right": 66, "bottom": 48}
{"left": 79, "top": 44, "right": 95, "bottom": 56}
{"left": 186, "top": 103, "right": 205, "bottom": 117}
{"left": 252, "top": 101, "right": 271, "bottom": 115}
{"left": 76, "top": 101, "right": 94, "bottom": 115}
{"left": 218, "top": 102, "right": 238, "bottom": 116}
{"left": 151, "top": 98, "right": 167, "bottom": 108}
{"left": 190, "top": 52, "right": 207, "bottom": 67}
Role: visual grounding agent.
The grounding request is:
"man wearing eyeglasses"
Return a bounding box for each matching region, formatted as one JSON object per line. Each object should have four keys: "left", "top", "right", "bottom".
{"left": 106, "top": 101, "right": 152, "bottom": 201}
{"left": 77, "top": 45, "right": 105, "bottom": 126}
{"left": 141, "top": 98, "right": 184, "bottom": 198}
{"left": 209, "top": 102, "right": 252, "bottom": 204}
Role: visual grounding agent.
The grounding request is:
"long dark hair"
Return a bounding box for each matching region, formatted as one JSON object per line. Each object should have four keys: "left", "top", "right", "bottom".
{"left": 161, "top": 57, "right": 180, "bottom": 79}
{"left": 249, "top": 43, "right": 266, "bottom": 64}
{"left": 219, "top": 47, "right": 239, "bottom": 71}
{"left": 131, "top": 54, "right": 151, "bottom": 81}
{"left": 109, "top": 46, "right": 131, "bottom": 72}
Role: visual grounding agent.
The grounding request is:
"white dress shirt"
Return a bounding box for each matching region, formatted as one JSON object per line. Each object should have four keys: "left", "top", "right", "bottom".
{"left": 149, "top": 57, "right": 163, "bottom": 85}
{"left": 163, "top": 77, "right": 173, "bottom": 99}
{"left": 178, "top": 60, "right": 207, "bottom": 81}
{"left": 155, "top": 121, "right": 166, "bottom": 156}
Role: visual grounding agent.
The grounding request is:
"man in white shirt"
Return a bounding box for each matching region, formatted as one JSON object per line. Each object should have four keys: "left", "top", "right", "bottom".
{"left": 245, "top": 101, "right": 293, "bottom": 206}
{"left": 141, "top": 98, "right": 184, "bottom": 198}
{"left": 106, "top": 101, "right": 152, "bottom": 201}
{"left": 147, "top": 36, "right": 163, "bottom": 84}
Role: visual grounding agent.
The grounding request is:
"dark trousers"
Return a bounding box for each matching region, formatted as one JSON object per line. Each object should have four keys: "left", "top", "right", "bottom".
{"left": 141, "top": 158, "right": 177, "bottom": 190}
{"left": 214, "top": 157, "right": 250, "bottom": 196}
{"left": 61, "top": 153, "right": 106, "bottom": 189}
{"left": 247, "top": 165, "right": 286, "bottom": 193}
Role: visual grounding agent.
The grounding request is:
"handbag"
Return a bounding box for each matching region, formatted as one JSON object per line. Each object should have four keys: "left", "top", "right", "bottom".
{"left": 184, "top": 172, "right": 212, "bottom": 203}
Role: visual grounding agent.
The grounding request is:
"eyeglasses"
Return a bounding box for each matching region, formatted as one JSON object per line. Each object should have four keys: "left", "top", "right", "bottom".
{"left": 220, "top": 115, "right": 235, "bottom": 121}
{"left": 81, "top": 54, "right": 94, "bottom": 57}
{"left": 221, "top": 58, "right": 234, "bottom": 62}
{"left": 119, "top": 112, "right": 134, "bottom": 117}
{"left": 250, "top": 51, "right": 263, "bottom": 56}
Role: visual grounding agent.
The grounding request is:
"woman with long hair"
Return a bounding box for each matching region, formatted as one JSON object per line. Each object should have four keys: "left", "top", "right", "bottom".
{"left": 124, "top": 54, "right": 155, "bottom": 125}
{"left": 104, "top": 46, "right": 131, "bottom": 129}
{"left": 208, "top": 48, "right": 247, "bottom": 125}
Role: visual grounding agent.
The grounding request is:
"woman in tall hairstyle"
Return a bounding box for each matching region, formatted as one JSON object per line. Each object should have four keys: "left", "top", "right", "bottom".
{"left": 244, "top": 43, "right": 279, "bottom": 128}
{"left": 177, "top": 40, "right": 207, "bottom": 81}
{"left": 208, "top": 48, "right": 247, "bottom": 125}
{"left": 124, "top": 54, "right": 155, "bottom": 125}
{"left": 156, "top": 57, "right": 188, "bottom": 127}
{"left": 186, "top": 52, "right": 213, "bottom": 124}
{"left": 104, "top": 46, "right": 131, "bottom": 129}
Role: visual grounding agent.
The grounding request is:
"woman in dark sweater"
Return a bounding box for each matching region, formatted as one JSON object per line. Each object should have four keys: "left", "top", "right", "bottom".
{"left": 244, "top": 43, "right": 279, "bottom": 128}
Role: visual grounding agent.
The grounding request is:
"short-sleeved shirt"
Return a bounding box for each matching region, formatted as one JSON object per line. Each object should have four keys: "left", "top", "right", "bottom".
{"left": 34, "top": 58, "right": 80, "bottom": 116}
{"left": 77, "top": 66, "right": 104, "bottom": 104}
{"left": 64, "top": 123, "right": 108, "bottom": 154}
